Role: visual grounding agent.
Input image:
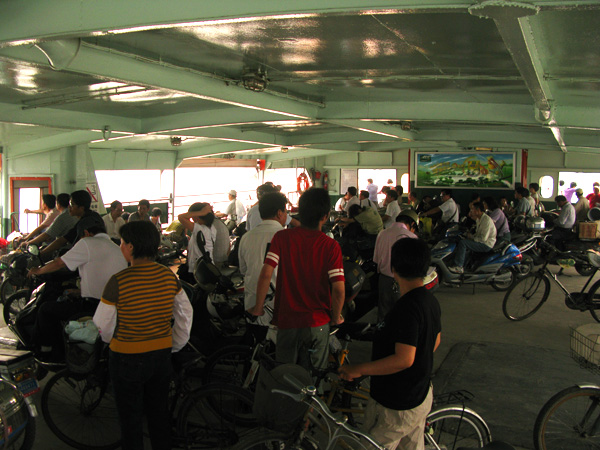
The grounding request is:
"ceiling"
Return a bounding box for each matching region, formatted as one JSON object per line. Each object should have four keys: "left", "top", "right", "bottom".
{"left": 0, "top": 0, "right": 599, "bottom": 165}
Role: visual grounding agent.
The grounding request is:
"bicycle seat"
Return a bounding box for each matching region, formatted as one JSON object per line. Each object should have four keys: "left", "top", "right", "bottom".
{"left": 588, "top": 250, "right": 600, "bottom": 268}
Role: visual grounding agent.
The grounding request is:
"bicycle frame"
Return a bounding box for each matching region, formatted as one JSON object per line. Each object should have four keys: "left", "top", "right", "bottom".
{"left": 539, "top": 260, "right": 598, "bottom": 304}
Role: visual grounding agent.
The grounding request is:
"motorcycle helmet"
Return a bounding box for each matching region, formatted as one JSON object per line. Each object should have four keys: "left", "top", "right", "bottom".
{"left": 0, "top": 382, "right": 30, "bottom": 446}
{"left": 193, "top": 257, "right": 221, "bottom": 293}
{"left": 206, "top": 293, "right": 244, "bottom": 321}
{"left": 397, "top": 209, "right": 419, "bottom": 227}
{"left": 588, "top": 207, "right": 600, "bottom": 222}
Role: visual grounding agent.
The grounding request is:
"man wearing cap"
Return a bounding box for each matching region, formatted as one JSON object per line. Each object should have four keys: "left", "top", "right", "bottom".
{"left": 373, "top": 210, "right": 420, "bottom": 322}
{"left": 218, "top": 190, "right": 246, "bottom": 228}
{"left": 28, "top": 215, "right": 127, "bottom": 361}
{"left": 574, "top": 189, "right": 590, "bottom": 222}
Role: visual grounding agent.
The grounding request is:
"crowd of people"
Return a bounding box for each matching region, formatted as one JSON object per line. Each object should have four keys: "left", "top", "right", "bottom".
{"left": 14, "top": 176, "right": 600, "bottom": 450}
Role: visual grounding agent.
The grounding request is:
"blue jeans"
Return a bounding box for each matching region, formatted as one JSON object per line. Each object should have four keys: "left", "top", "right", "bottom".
{"left": 109, "top": 348, "right": 172, "bottom": 450}
{"left": 454, "top": 239, "right": 492, "bottom": 268}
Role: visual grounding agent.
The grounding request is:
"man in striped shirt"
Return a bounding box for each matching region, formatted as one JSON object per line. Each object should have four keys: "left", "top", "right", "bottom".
{"left": 250, "top": 188, "right": 345, "bottom": 374}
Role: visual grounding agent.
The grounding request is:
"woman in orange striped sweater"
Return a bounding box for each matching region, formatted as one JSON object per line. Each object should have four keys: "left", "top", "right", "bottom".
{"left": 94, "top": 221, "right": 193, "bottom": 450}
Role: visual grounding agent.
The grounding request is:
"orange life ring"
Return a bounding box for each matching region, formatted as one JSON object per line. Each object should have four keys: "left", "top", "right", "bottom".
{"left": 297, "top": 173, "right": 310, "bottom": 192}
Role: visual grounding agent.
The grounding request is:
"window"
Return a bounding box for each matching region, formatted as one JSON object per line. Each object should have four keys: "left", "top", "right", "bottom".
{"left": 539, "top": 176, "right": 554, "bottom": 199}
{"left": 18, "top": 188, "right": 42, "bottom": 234}
{"left": 558, "top": 172, "right": 600, "bottom": 203}
{"left": 400, "top": 173, "right": 409, "bottom": 195}
{"left": 358, "top": 169, "right": 396, "bottom": 203}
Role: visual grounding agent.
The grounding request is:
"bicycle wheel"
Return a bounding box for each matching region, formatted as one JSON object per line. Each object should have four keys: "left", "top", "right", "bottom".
{"left": 1, "top": 278, "right": 21, "bottom": 304}
{"left": 426, "top": 405, "right": 492, "bottom": 450}
{"left": 3, "top": 290, "right": 30, "bottom": 325}
{"left": 41, "top": 368, "right": 120, "bottom": 450}
{"left": 202, "top": 345, "right": 255, "bottom": 388}
{"left": 228, "top": 429, "right": 317, "bottom": 450}
{"left": 176, "top": 383, "right": 257, "bottom": 449}
{"left": 534, "top": 385, "right": 600, "bottom": 449}
{"left": 575, "top": 262, "right": 595, "bottom": 277}
{"left": 587, "top": 280, "right": 600, "bottom": 323}
{"left": 502, "top": 272, "right": 550, "bottom": 321}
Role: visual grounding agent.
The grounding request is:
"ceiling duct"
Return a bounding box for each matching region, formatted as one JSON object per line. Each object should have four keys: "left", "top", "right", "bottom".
{"left": 35, "top": 39, "right": 81, "bottom": 70}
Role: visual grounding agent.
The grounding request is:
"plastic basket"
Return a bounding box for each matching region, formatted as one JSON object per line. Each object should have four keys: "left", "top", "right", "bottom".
{"left": 63, "top": 318, "right": 102, "bottom": 374}
{"left": 570, "top": 325, "right": 600, "bottom": 375}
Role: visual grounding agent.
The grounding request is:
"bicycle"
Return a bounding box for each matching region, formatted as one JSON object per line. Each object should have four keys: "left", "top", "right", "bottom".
{"left": 533, "top": 325, "right": 600, "bottom": 449}
{"left": 202, "top": 321, "right": 373, "bottom": 421}
{"left": 231, "top": 371, "right": 492, "bottom": 450}
{"left": 41, "top": 348, "right": 256, "bottom": 449}
{"left": 502, "top": 243, "right": 600, "bottom": 322}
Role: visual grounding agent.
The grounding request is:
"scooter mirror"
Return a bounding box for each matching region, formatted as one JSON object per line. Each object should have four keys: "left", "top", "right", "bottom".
{"left": 27, "top": 244, "right": 39, "bottom": 256}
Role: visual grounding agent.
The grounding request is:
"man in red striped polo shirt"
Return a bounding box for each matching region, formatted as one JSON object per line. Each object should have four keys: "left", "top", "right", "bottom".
{"left": 250, "top": 188, "right": 345, "bottom": 374}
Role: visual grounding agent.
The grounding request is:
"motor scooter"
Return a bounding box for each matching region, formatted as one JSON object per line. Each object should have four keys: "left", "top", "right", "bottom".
{"left": 541, "top": 209, "right": 600, "bottom": 276}
{"left": 431, "top": 225, "right": 522, "bottom": 291}
{"left": 0, "top": 351, "right": 39, "bottom": 449}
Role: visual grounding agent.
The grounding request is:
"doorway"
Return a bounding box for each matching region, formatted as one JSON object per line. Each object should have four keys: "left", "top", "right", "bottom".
{"left": 10, "top": 177, "right": 52, "bottom": 233}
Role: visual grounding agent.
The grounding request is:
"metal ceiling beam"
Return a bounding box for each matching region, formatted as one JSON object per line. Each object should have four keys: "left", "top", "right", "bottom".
{"left": 156, "top": 127, "right": 282, "bottom": 147}
{"left": 176, "top": 141, "right": 271, "bottom": 161}
{"left": 0, "top": 44, "right": 318, "bottom": 120}
{"left": 265, "top": 148, "right": 341, "bottom": 163}
{"left": 297, "top": 142, "right": 362, "bottom": 152}
{"left": 286, "top": 131, "right": 390, "bottom": 146}
{"left": 420, "top": 128, "right": 557, "bottom": 146}
{"left": 7, "top": 130, "right": 101, "bottom": 158}
{"left": 142, "top": 109, "right": 284, "bottom": 134}
{"left": 0, "top": 99, "right": 141, "bottom": 134}
{"left": 324, "top": 119, "right": 415, "bottom": 141}
{"left": 322, "top": 101, "right": 537, "bottom": 125}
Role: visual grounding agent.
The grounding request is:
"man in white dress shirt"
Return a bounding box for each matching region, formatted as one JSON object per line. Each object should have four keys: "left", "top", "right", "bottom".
{"left": 103, "top": 200, "right": 126, "bottom": 244}
{"left": 381, "top": 190, "right": 401, "bottom": 229}
{"left": 449, "top": 202, "right": 496, "bottom": 274}
{"left": 343, "top": 187, "right": 360, "bottom": 213}
{"left": 239, "top": 192, "right": 288, "bottom": 342}
{"left": 550, "top": 195, "right": 576, "bottom": 249}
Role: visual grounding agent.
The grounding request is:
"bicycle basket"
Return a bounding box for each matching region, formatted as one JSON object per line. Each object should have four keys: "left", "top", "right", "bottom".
{"left": 570, "top": 325, "right": 600, "bottom": 375}
{"left": 253, "top": 361, "right": 313, "bottom": 433}
{"left": 63, "top": 319, "right": 102, "bottom": 374}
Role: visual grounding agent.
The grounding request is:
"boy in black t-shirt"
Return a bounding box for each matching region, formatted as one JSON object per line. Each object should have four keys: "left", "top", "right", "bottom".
{"left": 339, "top": 238, "right": 442, "bottom": 450}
